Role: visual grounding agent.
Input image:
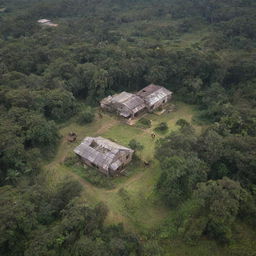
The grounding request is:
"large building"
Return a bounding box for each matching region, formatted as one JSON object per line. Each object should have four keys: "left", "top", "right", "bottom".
{"left": 136, "top": 84, "right": 173, "bottom": 112}
{"left": 100, "top": 85, "right": 173, "bottom": 118}
{"left": 100, "top": 92, "right": 146, "bottom": 118}
{"left": 74, "top": 137, "right": 134, "bottom": 176}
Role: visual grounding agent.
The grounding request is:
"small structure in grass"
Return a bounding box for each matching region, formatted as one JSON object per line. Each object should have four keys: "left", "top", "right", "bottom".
{"left": 101, "top": 92, "right": 146, "bottom": 119}
{"left": 74, "top": 137, "right": 134, "bottom": 176}
{"left": 151, "top": 133, "right": 156, "bottom": 139}
{"left": 67, "top": 132, "right": 77, "bottom": 142}
{"left": 136, "top": 84, "right": 172, "bottom": 112}
{"left": 37, "top": 19, "right": 58, "bottom": 27}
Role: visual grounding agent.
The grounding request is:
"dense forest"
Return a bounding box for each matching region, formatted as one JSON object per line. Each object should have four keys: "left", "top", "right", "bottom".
{"left": 0, "top": 0, "right": 256, "bottom": 255}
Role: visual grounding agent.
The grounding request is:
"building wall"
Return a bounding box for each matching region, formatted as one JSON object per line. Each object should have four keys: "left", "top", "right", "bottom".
{"left": 101, "top": 102, "right": 114, "bottom": 112}
{"left": 109, "top": 151, "right": 133, "bottom": 175}
{"left": 133, "top": 107, "right": 147, "bottom": 118}
{"left": 148, "top": 95, "right": 169, "bottom": 112}
{"left": 120, "top": 151, "right": 133, "bottom": 165}
{"left": 101, "top": 101, "right": 133, "bottom": 118}
{"left": 115, "top": 102, "right": 133, "bottom": 118}
{"left": 101, "top": 87, "right": 172, "bottom": 118}
{"left": 80, "top": 156, "right": 109, "bottom": 175}
{"left": 79, "top": 151, "right": 133, "bottom": 176}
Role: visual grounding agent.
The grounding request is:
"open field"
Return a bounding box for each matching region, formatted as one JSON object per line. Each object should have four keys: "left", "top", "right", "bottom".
{"left": 43, "top": 101, "right": 256, "bottom": 255}
{"left": 44, "top": 101, "right": 200, "bottom": 232}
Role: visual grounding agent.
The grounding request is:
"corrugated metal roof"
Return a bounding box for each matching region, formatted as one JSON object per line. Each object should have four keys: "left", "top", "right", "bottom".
{"left": 101, "top": 85, "right": 172, "bottom": 116}
{"left": 37, "top": 19, "right": 58, "bottom": 27}
{"left": 100, "top": 96, "right": 112, "bottom": 106}
{"left": 122, "top": 95, "right": 146, "bottom": 113}
{"left": 110, "top": 160, "right": 122, "bottom": 171}
{"left": 137, "top": 84, "right": 161, "bottom": 97}
{"left": 38, "top": 19, "right": 51, "bottom": 23}
{"left": 137, "top": 84, "right": 172, "bottom": 107}
{"left": 112, "top": 92, "right": 133, "bottom": 104}
{"left": 74, "top": 137, "right": 133, "bottom": 172}
{"left": 101, "top": 92, "right": 146, "bottom": 115}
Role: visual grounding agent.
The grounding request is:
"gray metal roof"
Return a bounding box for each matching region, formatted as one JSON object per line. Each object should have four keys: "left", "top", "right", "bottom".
{"left": 74, "top": 137, "right": 133, "bottom": 171}
{"left": 112, "top": 92, "right": 133, "bottom": 104}
{"left": 100, "top": 95, "right": 112, "bottom": 106}
{"left": 110, "top": 159, "right": 122, "bottom": 171}
{"left": 137, "top": 84, "right": 172, "bottom": 107}
{"left": 102, "top": 92, "right": 146, "bottom": 114}
{"left": 122, "top": 95, "right": 146, "bottom": 114}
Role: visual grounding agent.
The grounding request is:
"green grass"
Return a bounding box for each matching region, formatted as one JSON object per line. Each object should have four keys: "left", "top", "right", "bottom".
{"left": 70, "top": 163, "right": 115, "bottom": 189}
{"left": 160, "top": 222, "right": 256, "bottom": 256}
{"left": 43, "top": 101, "right": 201, "bottom": 233}
{"left": 42, "top": 101, "right": 256, "bottom": 255}
{"left": 102, "top": 123, "right": 155, "bottom": 161}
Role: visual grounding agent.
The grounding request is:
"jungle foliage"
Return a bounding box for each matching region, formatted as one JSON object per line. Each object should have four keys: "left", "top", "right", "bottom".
{"left": 0, "top": 0, "right": 256, "bottom": 255}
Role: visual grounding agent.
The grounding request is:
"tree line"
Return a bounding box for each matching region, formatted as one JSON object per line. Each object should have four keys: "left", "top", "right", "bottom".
{"left": 156, "top": 120, "right": 256, "bottom": 246}
{"left": 0, "top": 0, "right": 256, "bottom": 254}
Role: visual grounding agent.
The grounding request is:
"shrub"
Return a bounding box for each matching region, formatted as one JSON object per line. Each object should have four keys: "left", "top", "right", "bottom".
{"left": 137, "top": 118, "right": 151, "bottom": 129}
{"left": 64, "top": 156, "right": 78, "bottom": 167}
{"left": 176, "top": 119, "right": 190, "bottom": 128}
{"left": 128, "top": 139, "right": 144, "bottom": 151}
{"left": 155, "top": 122, "right": 168, "bottom": 132}
{"left": 77, "top": 107, "right": 95, "bottom": 124}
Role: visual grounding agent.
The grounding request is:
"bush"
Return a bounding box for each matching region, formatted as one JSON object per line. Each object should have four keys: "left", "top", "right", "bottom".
{"left": 64, "top": 156, "right": 78, "bottom": 167}
{"left": 77, "top": 107, "right": 95, "bottom": 124}
{"left": 176, "top": 119, "right": 190, "bottom": 128}
{"left": 128, "top": 139, "right": 144, "bottom": 151}
{"left": 137, "top": 118, "right": 151, "bottom": 129}
{"left": 71, "top": 164, "right": 115, "bottom": 189}
{"left": 155, "top": 122, "right": 168, "bottom": 132}
{"left": 44, "top": 89, "right": 77, "bottom": 122}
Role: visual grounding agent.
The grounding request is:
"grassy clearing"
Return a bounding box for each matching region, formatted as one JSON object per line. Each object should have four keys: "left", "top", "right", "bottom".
{"left": 42, "top": 101, "right": 256, "bottom": 255}
{"left": 43, "top": 101, "right": 200, "bottom": 233}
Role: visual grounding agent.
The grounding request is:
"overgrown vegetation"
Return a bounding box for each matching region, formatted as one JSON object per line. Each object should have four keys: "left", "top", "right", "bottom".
{"left": 156, "top": 123, "right": 256, "bottom": 247}
{"left": 154, "top": 122, "right": 169, "bottom": 133}
{"left": 136, "top": 117, "right": 151, "bottom": 129}
{"left": 1, "top": 0, "right": 256, "bottom": 255}
{"left": 0, "top": 178, "right": 140, "bottom": 256}
{"left": 64, "top": 156, "right": 115, "bottom": 189}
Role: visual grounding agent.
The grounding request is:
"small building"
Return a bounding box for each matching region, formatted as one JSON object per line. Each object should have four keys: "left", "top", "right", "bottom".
{"left": 0, "top": 7, "right": 7, "bottom": 13}
{"left": 74, "top": 137, "right": 134, "bottom": 176}
{"left": 100, "top": 92, "right": 146, "bottom": 118}
{"left": 37, "top": 19, "right": 58, "bottom": 27}
{"left": 137, "top": 84, "right": 173, "bottom": 111}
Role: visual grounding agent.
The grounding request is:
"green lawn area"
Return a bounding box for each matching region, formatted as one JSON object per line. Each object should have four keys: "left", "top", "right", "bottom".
{"left": 44, "top": 101, "right": 200, "bottom": 233}
{"left": 43, "top": 101, "right": 256, "bottom": 255}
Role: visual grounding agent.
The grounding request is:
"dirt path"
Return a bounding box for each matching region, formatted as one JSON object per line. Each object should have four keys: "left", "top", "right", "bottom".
{"left": 95, "top": 118, "right": 119, "bottom": 135}
{"left": 64, "top": 166, "right": 133, "bottom": 228}
{"left": 47, "top": 117, "right": 119, "bottom": 167}
{"left": 42, "top": 102, "right": 200, "bottom": 233}
{"left": 46, "top": 114, "right": 154, "bottom": 199}
{"left": 105, "top": 171, "right": 146, "bottom": 193}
